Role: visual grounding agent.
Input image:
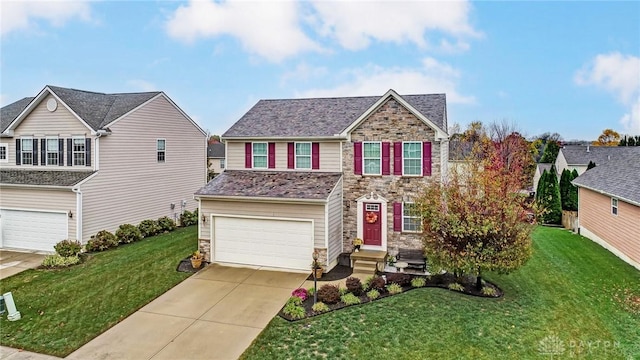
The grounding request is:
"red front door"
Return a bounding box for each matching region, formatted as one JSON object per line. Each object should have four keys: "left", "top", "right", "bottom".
{"left": 363, "top": 203, "right": 382, "bottom": 246}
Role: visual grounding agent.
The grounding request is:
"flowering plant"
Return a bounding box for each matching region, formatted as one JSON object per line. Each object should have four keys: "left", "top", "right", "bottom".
{"left": 291, "top": 288, "right": 308, "bottom": 301}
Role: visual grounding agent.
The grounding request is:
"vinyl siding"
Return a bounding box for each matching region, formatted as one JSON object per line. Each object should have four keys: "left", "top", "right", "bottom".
{"left": 199, "top": 199, "right": 326, "bottom": 249}
{"left": 579, "top": 187, "right": 640, "bottom": 266}
{"left": 0, "top": 187, "right": 76, "bottom": 240}
{"left": 326, "top": 178, "right": 343, "bottom": 266}
{"left": 1, "top": 94, "right": 94, "bottom": 169}
{"left": 226, "top": 141, "right": 341, "bottom": 171}
{"left": 79, "top": 95, "right": 206, "bottom": 241}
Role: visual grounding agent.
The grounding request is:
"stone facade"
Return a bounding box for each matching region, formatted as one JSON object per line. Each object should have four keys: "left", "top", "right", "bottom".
{"left": 342, "top": 98, "right": 444, "bottom": 252}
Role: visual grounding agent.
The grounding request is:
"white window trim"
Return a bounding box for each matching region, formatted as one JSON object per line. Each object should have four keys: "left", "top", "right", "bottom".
{"left": 21, "top": 136, "right": 33, "bottom": 165}
{"left": 157, "top": 138, "right": 166, "bottom": 163}
{"left": 46, "top": 137, "right": 59, "bottom": 166}
{"left": 220, "top": 158, "right": 225, "bottom": 169}
{"left": 252, "top": 142, "right": 268, "bottom": 169}
{"left": 362, "top": 141, "right": 382, "bottom": 175}
{"left": 72, "top": 136, "right": 86, "bottom": 166}
{"left": 611, "top": 197, "right": 618, "bottom": 216}
{"left": 402, "top": 141, "right": 423, "bottom": 176}
{"left": 0, "top": 143, "right": 7, "bottom": 163}
{"left": 295, "top": 142, "right": 312, "bottom": 170}
{"left": 402, "top": 202, "right": 422, "bottom": 233}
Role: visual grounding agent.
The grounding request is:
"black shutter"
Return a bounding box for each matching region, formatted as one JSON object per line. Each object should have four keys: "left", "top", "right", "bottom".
{"left": 15, "top": 139, "right": 21, "bottom": 165}
{"left": 85, "top": 138, "right": 91, "bottom": 166}
{"left": 67, "top": 138, "right": 73, "bottom": 166}
{"left": 41, "top": 139, "right": 46, "bottom": 165}
{"left": 58, "top": 139, "right": 64, "bottom": 166}
{"left": 33, "top": 139, "right": 38, "bottom": 166}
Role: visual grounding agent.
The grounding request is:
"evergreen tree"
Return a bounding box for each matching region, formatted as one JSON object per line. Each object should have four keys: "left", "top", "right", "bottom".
{"left": 540, "top": 141, "right": 560, "bottom": 163}
{"left": 629, "top": 137, "right": 636, "bottom": 146}
{"left": 559, "top": 169, "right": 571, "bottom": 210}
{"left": 566, "top": 169, "right": 579, "bottom": 211}
{"left": 619, "top": 136, "right": 627, "bottom": 146}
{"left": 535, "top": 169, "right": 548, "bottom": 203}
{"left": 536, "top": 166, "right": 562, "bottom": 224}
{"left": 587, "top": 161, "right": 596, "bottom": 170}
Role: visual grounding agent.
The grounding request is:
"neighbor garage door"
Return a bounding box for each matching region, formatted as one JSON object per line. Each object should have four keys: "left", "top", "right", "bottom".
{"left": 0, "top": 209, "right": 68, "bottom": 252}
{"left": 212, "top": 216, "right": 313, "bottom": 270}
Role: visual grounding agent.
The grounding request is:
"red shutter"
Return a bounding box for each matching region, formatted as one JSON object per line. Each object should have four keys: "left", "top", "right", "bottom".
{"left": 382, "top": 142, "right": 390, "bottom": 175}
{"left": 353, "top": 142, "right": 362, "bottom": 175}
{"left": 312, "top": 142, "right": 320, "bottom": 170}
{"left": 268, "top": 142, "right": 276, "bottom": 168}
{"left": 393, "top": 202, "right": 402, "bottom": 232}
{"left": 423, "top": 141, "right": 432, "bottom": 176}
{"left": 245, "top": 143, "right": 252, "bottom": 168}
{"left": 393, "top": 142, "right": 402, "bottom": 175}
{"left": 287, "top": 142, "right": 294, "bottom": 169}
{"left": 15, "top": 139, "right": 21, "bottom": 165}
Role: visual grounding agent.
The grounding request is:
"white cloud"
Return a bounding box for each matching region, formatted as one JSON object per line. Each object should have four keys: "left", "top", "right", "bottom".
{"left": 296, "top": 57, "right": 475, "bottom": 105}
{"left": 126, "top": 80, "right": 158, "bottom": 92}
{"left": 0, "top": 0, "right": 92, "bottom": 36}
{"left": 575, "top": 52, "right": 640, "bottom": 134}
{"left": 309, "top": 0, "right": 479, "bottom": 51}
{"left": 165, "top": 0, "right": 322, "bottom": 62}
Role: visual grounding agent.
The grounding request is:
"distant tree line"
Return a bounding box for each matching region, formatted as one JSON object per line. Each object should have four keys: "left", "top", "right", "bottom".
{"left": 619, "top": 135, "right": 640, "bottom": 146}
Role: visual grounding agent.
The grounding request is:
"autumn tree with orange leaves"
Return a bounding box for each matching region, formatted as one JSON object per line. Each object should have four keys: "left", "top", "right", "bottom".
{"left": 593, "top": 128, "right": 621, "bottom": 146}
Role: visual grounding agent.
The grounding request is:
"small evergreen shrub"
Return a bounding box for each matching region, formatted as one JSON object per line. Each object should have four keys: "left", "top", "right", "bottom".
{"left": 54, "top": 240, "right": 82, "bottom": 257}
{"left": 179, "top": 209, "right": 198, "bottom": 227}
{"left": 317, "top": 284, "right": 341, "bottom": 304}
{"left": 282, "top": 302, "right": 305, "bottom": 320}
{"left": 312, "top": 302, "right": 330, "bottom": 313}
{"left": 411, "top": 277, "right": 426, "bottom": 288}
{"left": 370, "top": 276, "right": 386, "bottom": 291}
{"left": 387, "top": 283, "right": 403, "bottom": 294}
{"left": 386, "top": 273, "right": 411, "bottom": 286}
{"left": 157, "top": 216, "right": 177, "bottom": 232}
{"left": 42, "top": 254, "right": 80, "bottom": 267}
{"left": 340, "top": 293, "right": 361, "bottom": 305}
{"left": 85, "top": 230, "right": 118, "bottom": 252}
{"left": 345, "top": 276, "right": 363, "bottom": 296}
{"left": 448, "top": 282, "right": 464, "bottom": 292}
{"left": 138, "top": 219, "right": 160, "bottom": 238}
{"left": 366, "top": 289, "right": 380, "bottom": 300}
{"left": 481, "top": 286, "right": 497, "bottom": 296}
{"left": 115, "top": 224, "right": 142, "bottom": 244}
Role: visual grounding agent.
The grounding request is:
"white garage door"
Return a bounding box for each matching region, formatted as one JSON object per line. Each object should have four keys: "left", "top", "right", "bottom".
{"left": 212, "top": 216, "right": 313, "bottom": 270}
{"left": 0, "top": 209, "right": 68, "bottom": 252}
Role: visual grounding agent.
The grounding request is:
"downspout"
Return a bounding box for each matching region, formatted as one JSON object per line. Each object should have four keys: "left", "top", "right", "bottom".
{"left": 72, "top": 186, "right": 82, "bottom": 242}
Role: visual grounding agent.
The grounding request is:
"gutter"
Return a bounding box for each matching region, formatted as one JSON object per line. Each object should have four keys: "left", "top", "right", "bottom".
{"left": 221, "top": 135, "right": 347, "bottom": 142}
{"left": 72, "top": 186, "right": 83, "bottom": 242}
{"left": 572, "top": 181, "right": 640, "bottom": 207}
{"left": 193, "top": 194, "right": 328, "bottom": 205}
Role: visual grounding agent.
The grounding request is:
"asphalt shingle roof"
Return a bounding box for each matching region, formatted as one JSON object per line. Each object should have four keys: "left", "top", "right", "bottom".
{"left": 222, "top": 93, "right": 446, "bottom": 138}
{"left": 572, "top": 147, "right": 640, "bottom": 205}
{"left": 560, "top": 145, "right": 639, "bottom": 166}
{"left": 0, "top": 97, "right": 34, "bottom": 133}
{"left": 0, "top": 169, "right": 96, "bottom": 187}
{"left": 207, "top": 143, "right": 225, "bottom": 158}
{"left": 1, "top": 86, "right": 161, "bottom": 132}
{"left": 195, "top": 170, "right": 342, "bottom": 200}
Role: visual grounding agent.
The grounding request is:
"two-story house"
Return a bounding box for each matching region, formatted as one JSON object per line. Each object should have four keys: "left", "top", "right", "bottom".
{"left": 0, "top": 85, "right": 207, "bottom": 252}
{"left": 195, "top": 89, "right": 448, "bottom": 271}
{"left": 207, "top": 141, "right": 225, "bottom": 179}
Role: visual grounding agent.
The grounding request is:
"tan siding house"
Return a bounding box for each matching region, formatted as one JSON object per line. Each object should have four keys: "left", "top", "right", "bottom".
{"left": 195, "top": 89, "right": 448, "bottom": 271}
{"left": 0, "top": 85, "right": 206, "bottom": 252}
{"left": 573, "top": 149, "right": 640, "bottom": 271}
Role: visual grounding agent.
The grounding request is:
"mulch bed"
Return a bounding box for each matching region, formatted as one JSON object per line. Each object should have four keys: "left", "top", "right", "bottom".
{"left": 176, "top": 256, "right": 208, "bottom": 273}
{"left": 305, "top": 265, "right": 353, "bottom": 281}
{"left": 281, "top": 272, "right": 503, "bottom": 321}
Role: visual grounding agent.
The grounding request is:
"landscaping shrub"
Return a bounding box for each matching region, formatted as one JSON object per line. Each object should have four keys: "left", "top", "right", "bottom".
{"left": 362, "top": 276, "right": 374, "bottom": 291}
{"left": 366, "top": 289, "right": 380, "bottom": 300}
{"left": 282, "top": 301, "right": 305, "bottom": 320}
{"left": 85, "top": 230, "right": 118, "bottom": 252}
{"left": 345, "top": 276, "right": 363, "bottom": 296}
{"left": 340, "top": 293, "right": 361, "bottom": 305}
{"left": 138, "top": 219, "right": 160, "bottom": 238}
{"left": 387, "top": 283, "right": 403, "bottom": 295}
{"left": 339, "top": 287, "right": 348, "bottom": 296}
{"left": 317, "top": 284, "right": 341, "bottom": 304}
{"left": 291, "top": 288, "right": 308, "bottom": 301}
{"left": 115, "top": 224, "right": 142, "bottom": 244}
{"left": 411, "top": 277, "right": 426, "bottom": 288}
{"left": 286, "top": 296, "right": 303, "bottom": 307}
{"left": 307, "top": 287, "right": 315, "bottom": 296}
{"left": 179, "top": 209, "right": 198, "bottom": 227}
{"left": 54, "top": 240, "right": 82, "bottom": 257}
{"left": 370, "top": 276, "right": 386, "bottom": 291}
{"left": 42, "top": 254, "right": 80, "bottom": 268}
{"left": 157, "top": 216, "right": 177, "bottom": 232}
{"left": 311, "top": 302, "right": 329, "bottom": 313}
{"left": 386, "top": 273, "right": 411, "bottom": 286}
{"left": 448, "top": 282, "right": 464, "bottom": 292}
{"left": 481, "top": 286, "right": 497, "bottom": 296}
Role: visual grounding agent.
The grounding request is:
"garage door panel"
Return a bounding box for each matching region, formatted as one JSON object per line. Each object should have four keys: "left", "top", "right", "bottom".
{"left": 1, "top": 210, "right": 67, "bottom": 252}
{"left": 213, "top": 216, "right": 313, "bottom": 270}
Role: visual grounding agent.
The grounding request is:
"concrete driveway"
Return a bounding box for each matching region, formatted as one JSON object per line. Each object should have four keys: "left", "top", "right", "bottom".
{"left": 67, "top": 264, "right": 308, "bottom": 360}
{"left": 0, "top": 250, "right": 47, "bottom": 280}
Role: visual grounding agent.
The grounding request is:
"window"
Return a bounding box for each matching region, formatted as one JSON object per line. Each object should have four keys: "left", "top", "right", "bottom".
{"left": 252, "top": 142, "right": 267, "bottom": 168}
{"left": 157, "top": 139, "right": 166, "bottom": 163}
{"left": 366, "top": 203, "right": 380, "bottom": 212}
{"left": 611, "top": 198, "right": 618, "bottom": 216}
{"left": 403, "top": 142, "right": 422, "bottom": 175}
{"left": 402, "top": 202, "right": 421, "bottom": 232}
{"left": 0, "top": 144, "right": 7, "bottom": 163}
{"left": 73, "top": 138, "right": 85, "bottom": 166}
{"left": 363, "top": 142, "right": 381, "bottom": 175}
{"left": 220, "top": 158, "right": 225, "bottom": 169}
{"left": 46, "top": 138, "right": 59, "bottom": 165}
{"left": 295, "top": 142, "right": 311, "bottom": 169}
{"left": 21, "top": 138, "right": 33, "bottom": 165}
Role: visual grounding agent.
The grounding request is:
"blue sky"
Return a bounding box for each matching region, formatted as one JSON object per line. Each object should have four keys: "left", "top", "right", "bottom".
{"left": 1, "top": 1, "right": 639, "bottom": 141}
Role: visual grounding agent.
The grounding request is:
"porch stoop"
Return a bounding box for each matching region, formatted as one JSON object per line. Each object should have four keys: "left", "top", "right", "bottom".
{"left": 350, "top": 250, "right": 387, "bottom": 277}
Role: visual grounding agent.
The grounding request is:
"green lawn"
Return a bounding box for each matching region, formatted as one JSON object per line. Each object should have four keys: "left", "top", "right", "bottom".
{"left": 241, "top": 227, "right": 640, "bottom": 360}
{"left": 0, "top": 226, "right": 197, "bottom": 357}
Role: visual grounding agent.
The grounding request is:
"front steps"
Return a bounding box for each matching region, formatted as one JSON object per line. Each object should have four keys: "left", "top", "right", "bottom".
{"left": 350, "top": 250, "right": 387, "bottom": 277}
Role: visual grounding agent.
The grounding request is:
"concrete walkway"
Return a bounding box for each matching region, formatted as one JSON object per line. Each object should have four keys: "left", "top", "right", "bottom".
{"left": 0, "top": 249, "right": 47, "bottom": 280}
{"left": 66, "top": 264, "right": 309, "bottom": 360}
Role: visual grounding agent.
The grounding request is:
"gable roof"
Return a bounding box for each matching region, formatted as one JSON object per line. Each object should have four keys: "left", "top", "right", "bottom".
{"left": 207, "top": 143, "right": 225, "bottom": 158}
{"left": 536, "top": 163, "right": 552, "bottom": 175}
{"left": 559, "top": 145, "right": 638, "bottom": 166}
{"left": 222, "top": 90, "right": 447, "bottom": 139}
{"left": 572, "top": 147, "right": 640, "bottom": 206}
{"left": 0, "top": 169, "right": 96, "bottom": 187}
{"left": 195, "top": 170, "right": 342, "bottom": 201}
{"left": 1, "top": 85, "right": 162, "bottom": 133}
